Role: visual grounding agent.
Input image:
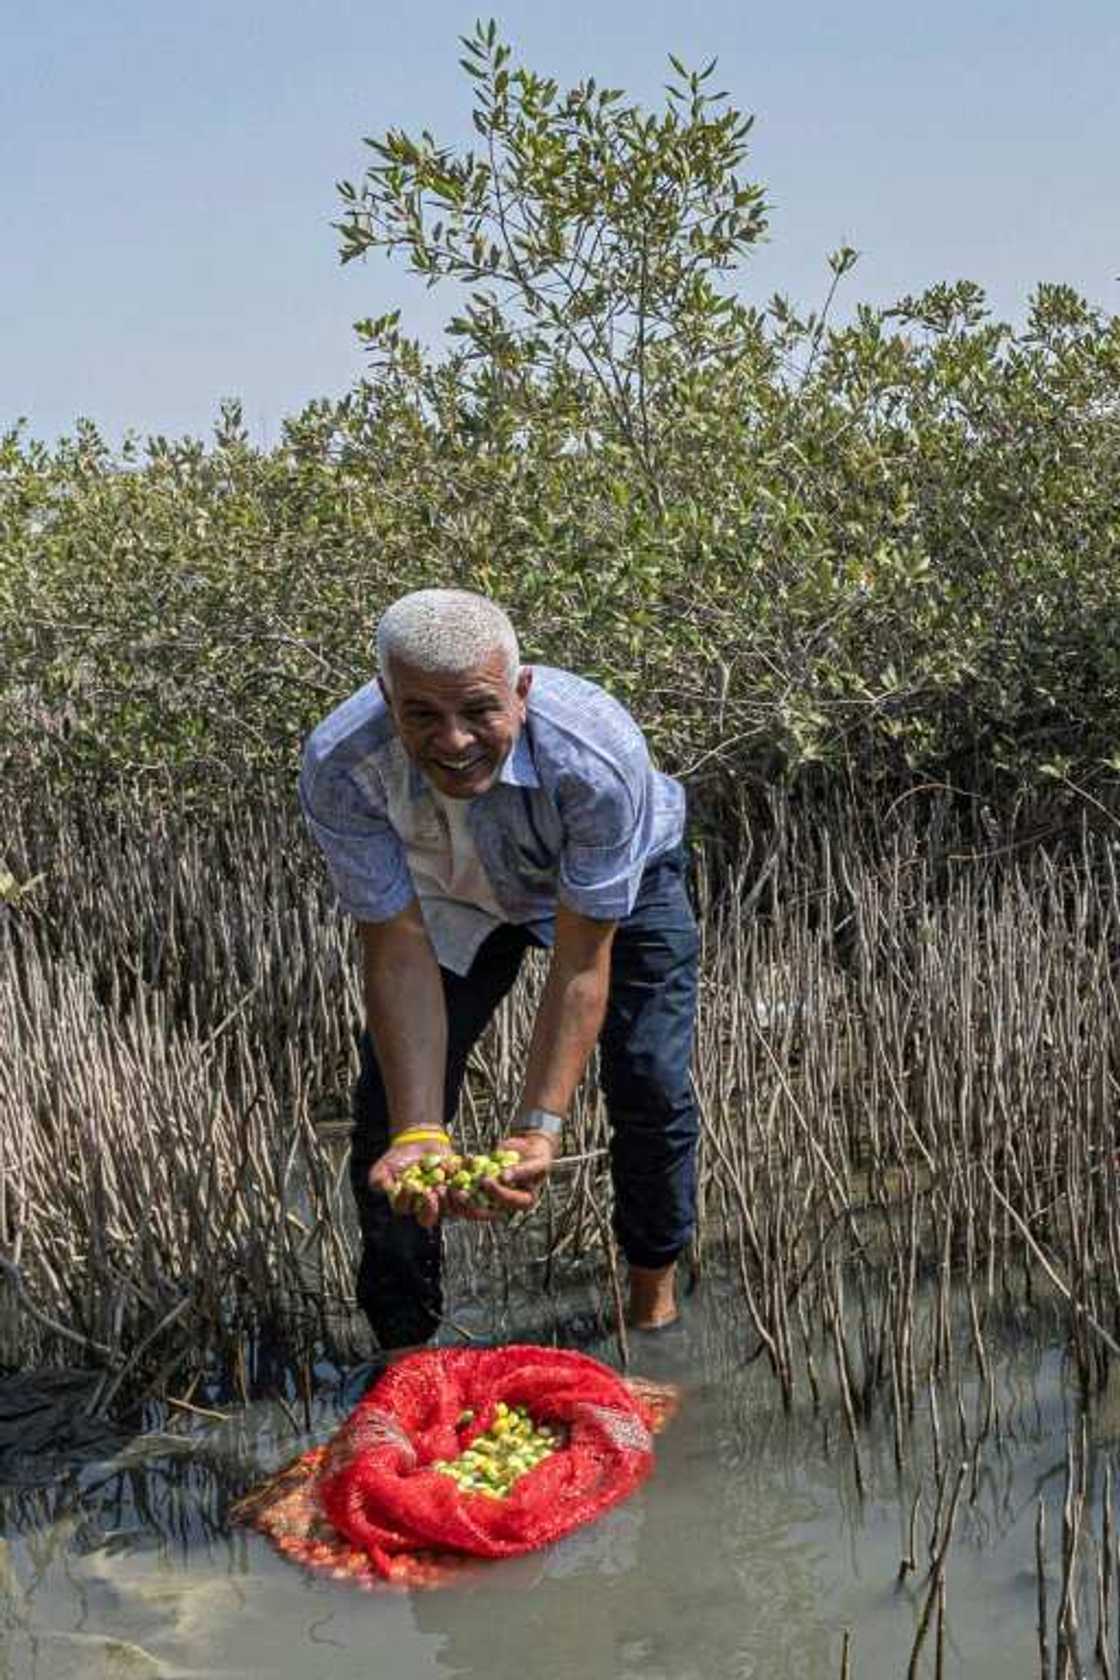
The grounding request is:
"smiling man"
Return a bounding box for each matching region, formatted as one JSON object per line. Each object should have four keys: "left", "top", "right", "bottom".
{"left": 299, "top": 588, "right": 700, "bottom": 1349}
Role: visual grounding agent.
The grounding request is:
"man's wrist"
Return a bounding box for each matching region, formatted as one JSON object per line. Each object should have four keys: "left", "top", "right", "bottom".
{"left": 512, "top": 1107, "right": 565, "bottom": 1139}
{"left": 390, "top": 1125, "right": 452, "bottom": 1149}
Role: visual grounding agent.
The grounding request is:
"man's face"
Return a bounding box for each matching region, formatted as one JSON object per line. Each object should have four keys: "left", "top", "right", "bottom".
{"left": 380, "top": 649, "right": 532, "bottom": 800}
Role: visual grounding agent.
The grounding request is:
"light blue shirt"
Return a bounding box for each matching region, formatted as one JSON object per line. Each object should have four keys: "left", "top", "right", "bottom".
{"left": 299, "top": 665, "right": 686, "bottom": 974}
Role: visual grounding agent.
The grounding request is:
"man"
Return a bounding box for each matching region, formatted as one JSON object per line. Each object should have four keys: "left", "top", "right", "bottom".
{"left": 299, "top": 588, "right": 699, "bottom": 1349}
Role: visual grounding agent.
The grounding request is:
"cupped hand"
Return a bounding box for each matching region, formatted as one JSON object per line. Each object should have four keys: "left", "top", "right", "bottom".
{"left": 369, "top": 1137, "right": 457, "bottom": 1230}
{"left": 476, "top": 1131, "right": 558, "bottom": 1218}
{"left": 441, "top": 1147, "right": 517, "bottom": 1224}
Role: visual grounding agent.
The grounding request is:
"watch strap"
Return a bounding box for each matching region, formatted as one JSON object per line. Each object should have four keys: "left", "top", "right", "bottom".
{"left": 514, "top": 1107, "right": 565, "bottom": 1138}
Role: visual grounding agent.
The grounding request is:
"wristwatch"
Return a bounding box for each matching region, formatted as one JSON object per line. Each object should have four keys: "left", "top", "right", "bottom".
{"left": 514, "top": 1107, "right": 565, "bottom": 1139}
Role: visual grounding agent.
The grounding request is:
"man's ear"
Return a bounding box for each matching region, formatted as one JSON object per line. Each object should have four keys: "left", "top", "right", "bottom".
{"left": 516, "top": 666, "right": 533, "bottom": 703}
{"left": 377, "top": 674, "right": 391, "bottom": 707}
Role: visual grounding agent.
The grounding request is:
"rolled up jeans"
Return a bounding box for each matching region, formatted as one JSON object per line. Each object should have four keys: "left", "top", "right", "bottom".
{"left": 350, "top": 847, "right": 701, "bottom": 1348}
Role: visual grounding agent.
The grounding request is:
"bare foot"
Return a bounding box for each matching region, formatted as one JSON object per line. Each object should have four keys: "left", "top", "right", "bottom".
{"left": 628, "top": 1262, "right": 678, "bottom": 1330}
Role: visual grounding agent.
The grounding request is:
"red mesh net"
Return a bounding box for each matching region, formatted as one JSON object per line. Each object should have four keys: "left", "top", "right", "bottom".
{"left": 233, "top": 1345, "right": 677, "bottom": 1590}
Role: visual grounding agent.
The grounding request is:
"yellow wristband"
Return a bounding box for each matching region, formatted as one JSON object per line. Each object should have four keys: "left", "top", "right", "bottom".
{"left": 391, "top": 1127, "right": 451, "bottom": 1149}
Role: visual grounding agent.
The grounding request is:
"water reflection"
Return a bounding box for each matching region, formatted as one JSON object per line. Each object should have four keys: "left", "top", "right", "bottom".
{"left": 0, "top": 1278, "right": 1113, "bottom": 1680}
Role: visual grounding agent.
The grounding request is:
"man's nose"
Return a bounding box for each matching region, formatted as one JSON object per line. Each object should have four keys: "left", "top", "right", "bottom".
{"left": 432, "top": 715, "right": 473, "bottom": 755}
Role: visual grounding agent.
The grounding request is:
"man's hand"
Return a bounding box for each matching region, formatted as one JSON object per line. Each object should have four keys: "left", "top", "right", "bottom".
{"left": 369, "top": 1136, "right": 457, "bottom": 1230}
{"left": 476, "top": 1131, "right": 559, "bottom": 1217}
{"left": 439, "top": 1134, "right": 555, "bottom": 1222}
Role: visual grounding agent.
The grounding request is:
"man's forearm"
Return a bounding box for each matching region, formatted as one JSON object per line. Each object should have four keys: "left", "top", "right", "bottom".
{"left": 516, "top": 943, "right": 612, "bottom": 1122}
{"left": 360, "top": 906, "right": 448, "bottom": 1138}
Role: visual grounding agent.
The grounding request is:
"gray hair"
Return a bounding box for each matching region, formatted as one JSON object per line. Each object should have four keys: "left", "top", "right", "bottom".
{"left": 377, "top": 589, "right": 520, "bottom": 689}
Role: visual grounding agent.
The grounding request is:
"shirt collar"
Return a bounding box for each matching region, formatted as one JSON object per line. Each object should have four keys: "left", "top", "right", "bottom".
{"left": 499, "top": 725, "right": 540, "bottom": 789}
{"left": 404, "top": 721, "right": 540, "bottom": 800}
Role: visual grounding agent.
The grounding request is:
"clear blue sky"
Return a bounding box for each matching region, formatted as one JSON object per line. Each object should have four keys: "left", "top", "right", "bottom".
{"left": 6, "top": 0, "right": 1118, "bottom": 447}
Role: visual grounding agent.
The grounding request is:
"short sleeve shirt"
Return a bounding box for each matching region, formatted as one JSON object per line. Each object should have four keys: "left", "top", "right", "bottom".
{"left": 298, "top": 665, "right": 686, "bottom": 975}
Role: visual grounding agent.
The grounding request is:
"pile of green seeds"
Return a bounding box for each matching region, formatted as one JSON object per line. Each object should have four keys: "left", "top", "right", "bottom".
{"left": 430, "top": 1402, "right": 562, "bottom": 1498}
{"left": 391, "top": 1149, "right": 520, "bottom": 1215}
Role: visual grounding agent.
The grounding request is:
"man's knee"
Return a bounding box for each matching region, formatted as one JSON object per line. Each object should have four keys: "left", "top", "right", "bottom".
{"left": 600, "top": 1045, "right": 697, "bottom": 1122}
{"left": 606, "top": 1086, "right": 699, "bottom": 1171}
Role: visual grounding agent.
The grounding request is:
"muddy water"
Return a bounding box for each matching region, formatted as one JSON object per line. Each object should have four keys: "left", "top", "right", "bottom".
{"left": 0, "top": 1281, "right": 1102, "bottom": 1680}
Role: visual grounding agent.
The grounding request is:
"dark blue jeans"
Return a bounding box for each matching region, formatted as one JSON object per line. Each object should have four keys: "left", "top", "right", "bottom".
{"left": 350, "top": 849, "right": 701, "bottom": 1347}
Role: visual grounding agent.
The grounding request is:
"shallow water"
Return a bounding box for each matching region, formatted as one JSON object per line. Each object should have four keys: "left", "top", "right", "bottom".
{"left": 0, "top": 1280, "right": 1107, "bottom": 1680}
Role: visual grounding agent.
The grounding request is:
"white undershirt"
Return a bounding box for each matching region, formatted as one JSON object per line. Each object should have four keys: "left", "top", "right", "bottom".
{"left": 426, "top": 791, "right": 504, "bottom": 914}
{"left": 395, "top": 779, "right": 506, "bottom": 974}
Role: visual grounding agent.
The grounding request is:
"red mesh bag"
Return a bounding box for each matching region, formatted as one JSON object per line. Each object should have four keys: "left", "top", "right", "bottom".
{"left": 233, "top": 1345, "right": 676, "bottom": 1590}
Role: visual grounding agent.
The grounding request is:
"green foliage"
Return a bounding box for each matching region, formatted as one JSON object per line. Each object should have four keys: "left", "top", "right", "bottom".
{"left": 2, "top": 26, "right": 1120, "bottom": 819}
{"left": 338, "top": 21, "right": 768, "bottom": 499}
